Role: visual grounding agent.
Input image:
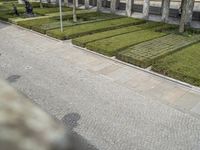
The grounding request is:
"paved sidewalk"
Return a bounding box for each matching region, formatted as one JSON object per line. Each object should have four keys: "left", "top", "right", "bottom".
{"left": 1, "top": 22, "right": 200, "bottom": 149}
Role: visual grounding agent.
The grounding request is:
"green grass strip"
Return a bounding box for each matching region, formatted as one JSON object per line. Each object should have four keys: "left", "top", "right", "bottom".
{"left": 152, "top": 42, "right": 200, "bottom": 86}
{"left": 72, "top": 21, "right": 164, "bottom": 47}
{"left": 33, "top": 7, "right": 72, "bottom": 15}
{"left": 16, "top": 10, "right": 91, "bottom": 29}
{"left": 117, "top": 34, "right": 200, "bottom": 68}
{"left": 31, "top": 12, "right": 120, "bottom": 34}
{"left": 86, "top": 29, "right": 167, "bottom": 56}
{"left": 46, "top": 17, "right": 144, "bottom": 40}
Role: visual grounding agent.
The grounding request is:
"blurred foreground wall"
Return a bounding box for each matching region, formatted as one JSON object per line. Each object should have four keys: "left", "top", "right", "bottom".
{"left": 0, "top": 79, "right": 70, "bottom": 150}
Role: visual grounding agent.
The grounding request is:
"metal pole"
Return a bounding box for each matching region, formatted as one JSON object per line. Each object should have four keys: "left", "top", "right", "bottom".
{"left": 59, "top": 0, "right": 63, "bottom": 32}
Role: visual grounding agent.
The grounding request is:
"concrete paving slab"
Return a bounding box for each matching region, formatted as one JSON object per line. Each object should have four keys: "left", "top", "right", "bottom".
{"left": 106, "top": 66, "right": 139, "bottom": 83}
{"left": 97, "top": 64, "right": 121, "bottom": 75}
{"left": 175, "top": 91, "right": 200, "bottom": 110}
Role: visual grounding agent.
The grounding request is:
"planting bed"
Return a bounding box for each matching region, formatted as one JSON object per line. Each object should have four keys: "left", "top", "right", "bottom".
{"left": 33, "top": 7, "right": 72, "bottom": 15}
{"left": 16, "top": 9, "right": 92, "bottom": 28}
{"left": 86, "top": 29, "right": 167, "bottom": 56}
{"left": 46, "top": 17, "right": 144, "bottom": 40}
{"left": 152, "top": 42, "right": 200, "bottom": 86}
{"left": 117, "top": 34, "right": 200, "bottom": 68}
{"left": 31, "top": 12, "right": 120, "bottom": 34}
{"left": 72, "top": 21, "right": 164, "bottom": 47}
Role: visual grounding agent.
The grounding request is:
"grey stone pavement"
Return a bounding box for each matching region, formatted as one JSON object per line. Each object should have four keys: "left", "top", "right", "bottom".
{"left": 1, "top": 22, "right": 200, "bottom": 149}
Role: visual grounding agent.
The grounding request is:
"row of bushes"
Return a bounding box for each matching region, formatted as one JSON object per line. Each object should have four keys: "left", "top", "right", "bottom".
{"left": 46, "top": 17, "right": 144, "bottom": 40}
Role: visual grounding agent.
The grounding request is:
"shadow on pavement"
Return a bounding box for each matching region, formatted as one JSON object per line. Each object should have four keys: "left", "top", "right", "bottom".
{"left": 62, "top": 113, "right": 99, "bottom": 150}
{"left": 0, "top": 21, "right": 10, "bottom": 29}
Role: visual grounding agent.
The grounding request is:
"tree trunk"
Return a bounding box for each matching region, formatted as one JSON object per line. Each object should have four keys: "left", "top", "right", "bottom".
{"left": 73, "top": 0, "right": 77, "bottom": 22}
{"left": 179, "top": 0, "right": 187, "bottom": 33}
{"left": 65, "top": 0, "right": 69, "bottom": 6}
{"left": 97, "top": 0, "right": 102, "bottom": 11}
{"left": 110, "top": 0, "right": 116, "bottom": 13}
{"left": 161, "top": 0, "right": 164, "bottom": 11}
{"left": 18, "top": 0, "right": 24, "bottom": 4}
{"left": 40, "top": 0, "right": 43, "bottom": 8}
{"left": 161, "top": 0, "right": 170, "bottom": 22}
{"left": 185, "top": 0, "right": 195, "bottom": 25}
{"left": 126, "top": 0, "right": 133, "bottom": 16}
{"left": 85, "top": 0, "right": 89, "bottom": 9}
{"left": 92, "top": 0, "right": 95, "bottom": 6}
{"left": 143, "top": 0, "right": 150, "bottom": 19}
{"left": 76, "top": 0, "right": 79, "bottom": 7}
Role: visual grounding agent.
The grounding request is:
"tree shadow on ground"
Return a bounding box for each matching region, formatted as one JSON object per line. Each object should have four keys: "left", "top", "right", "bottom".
{"left": 62, "top": 112, "right": 99, "bottom": 150}
{"left": 0, "top": 21, "right": 10, "bottom": 29}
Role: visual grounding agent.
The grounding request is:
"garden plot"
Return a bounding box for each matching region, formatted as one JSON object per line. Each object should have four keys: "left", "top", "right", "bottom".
{"left": 16, "top": 9, "right": 93, "bottom": 28}
{"left": 72, "top": 21, "right": 164, "bottom": 47}
{"left": 152, "top": 42, "right": 200, "bottom": 86}
{"left": 33, "top": 7, "right": 72, "bottom": 15}
{"left": 46, "top": 17, "right": 144, "bottom": 40}
{"left": 31, "top": 12, "right": 120, "bottom": 34}
{"left": 86, "top": 29, "right": 167, "bottom": 56}
{"left": 117, "top": 34, "right": 200, "bottom": 68}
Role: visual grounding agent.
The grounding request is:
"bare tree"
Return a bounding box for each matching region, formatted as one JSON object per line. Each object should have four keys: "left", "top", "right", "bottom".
{"left": 64, "top": 0, "right": 69, "bottom": 6}
{"left": 179, "top": 0, "right": 187, "bottom": 33}
{"left": 40, "top": 0, "right": 43, "bottom": 8}
{"left": 73, "top": 0, "right": 77, "bottom": 22}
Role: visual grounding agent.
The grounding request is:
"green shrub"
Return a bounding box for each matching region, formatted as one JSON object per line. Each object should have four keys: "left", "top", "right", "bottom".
{"left": 47, "top": 17, "right": 144, "bottom": 40}
{"left": 86, "top": 29, "right": 167, "bottom": 56}
{"left": 72, "top": 21, "right": 164, "bottom": 47}
{"left": 152, "top": 42, "right": 200, "bottom": 86}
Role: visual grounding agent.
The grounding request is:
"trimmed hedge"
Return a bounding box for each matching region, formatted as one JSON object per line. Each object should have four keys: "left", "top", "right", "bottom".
{"left": 85, "top": 29, "right": 167, "bottom": 56}
{"left": 46, "top": 17, "right": 144, "bottom": 40}
{"left": 72, "top": 21, "right": 164, "bottom": 47}
{"left": 116, "top": 34, "right": 200, "bottom": 68}
{"left": 152, "top": 42, "right": 200, "bottom": 86}
{"left": 31, "top": 12, "right": 120, "bottom": 34}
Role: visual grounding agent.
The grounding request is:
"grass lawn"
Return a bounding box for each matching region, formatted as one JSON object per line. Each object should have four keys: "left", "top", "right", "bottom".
{"left": 31, "top": 12, "right": 120, "bottom": 34}
{"left": 46, "top": 17, "right": 144, "bottom": 40}
{"left": 152, "top": 42, "right": 200, "bottom": 86}
{"left": 0, "top": 1, "right": 74, "bottom": 22}
{"left": 85, "top": 28, "right": 167, "bottom": 56}
{"left": 33, "top": 7, "right": 72, "bottom": 15}
{"left": 16, "top": 9, "right": 92, "bottom": 28}
{"left": 116, "top": 34, "right": 200, "bottom": 68}
{"left": 72, "top": 21, "right": 164, "bottom": 47}
{"left": 0, "top": 2, "right": 25, "bottom": 21}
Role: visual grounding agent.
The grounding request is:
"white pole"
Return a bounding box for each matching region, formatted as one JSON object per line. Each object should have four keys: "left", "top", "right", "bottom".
{"left": 59, "top": 0, "right": 63, "bottom": 32}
